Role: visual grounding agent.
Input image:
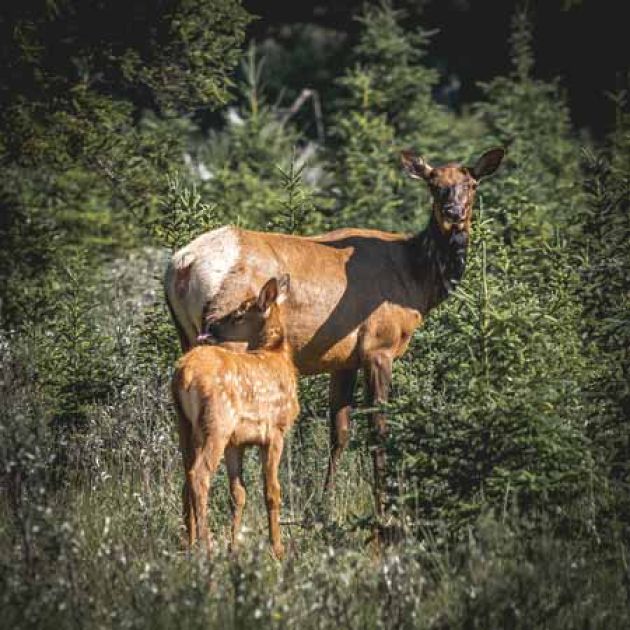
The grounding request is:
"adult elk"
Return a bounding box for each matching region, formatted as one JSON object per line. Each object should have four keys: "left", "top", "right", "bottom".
{"left": 172, "top": 275, "right": 298, "bottom": 558}
{"left": 165, "top": 147, "right": 505, "bottom": 517}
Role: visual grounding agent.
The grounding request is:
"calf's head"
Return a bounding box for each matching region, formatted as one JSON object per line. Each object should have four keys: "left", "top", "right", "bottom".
{"left": 197, "top": 274, "right": 291, "bottom": 350}
{"left": 401, "top": 147, "right": 505, "bottom": 236}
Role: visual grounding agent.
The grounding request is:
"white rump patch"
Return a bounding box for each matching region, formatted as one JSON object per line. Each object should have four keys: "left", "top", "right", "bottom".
{"left": 167, "top": 226, "right": 241, "bottom": 339}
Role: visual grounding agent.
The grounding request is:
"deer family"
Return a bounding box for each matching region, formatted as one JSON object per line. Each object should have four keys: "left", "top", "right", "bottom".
{"left": 171, "top": 274, "right": 298, "bottom": 558}
{"left": 165, "top": 147, "right": 505, "bottom": 519}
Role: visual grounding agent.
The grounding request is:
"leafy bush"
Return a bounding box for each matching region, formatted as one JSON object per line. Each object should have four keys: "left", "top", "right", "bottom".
{"left": 388, "top": 214, "right": 599, "bottom": 535}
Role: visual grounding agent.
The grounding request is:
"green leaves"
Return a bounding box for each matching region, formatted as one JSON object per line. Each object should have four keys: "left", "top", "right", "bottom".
{"left": 268, "top": 153, "right": 319, "bottom": 235}
{"left": 28, "top": 251, "right": 118, "bottom": 427}
{"left": 0, "top": 0, "right": 251, "bottom": 326}
{"left": 136, "top": 0, "right": 250, "bottom": 114}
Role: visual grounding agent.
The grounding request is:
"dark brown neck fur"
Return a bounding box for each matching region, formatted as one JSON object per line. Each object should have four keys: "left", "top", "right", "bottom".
{"left": 409, "top": 216, "right": 470, "bottom": 313}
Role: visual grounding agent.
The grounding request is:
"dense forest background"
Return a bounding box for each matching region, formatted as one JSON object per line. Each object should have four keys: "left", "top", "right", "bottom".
{"left": 1, "top": 1, "right": 629, "bottom": 628}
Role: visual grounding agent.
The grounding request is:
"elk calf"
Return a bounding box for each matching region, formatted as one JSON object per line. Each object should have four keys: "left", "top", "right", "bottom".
{"left": 171, "top": 275, "right": 298, "bottom": 559}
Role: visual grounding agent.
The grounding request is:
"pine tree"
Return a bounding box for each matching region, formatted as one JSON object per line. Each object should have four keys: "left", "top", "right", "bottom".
{"left": 576, "top": 102, "right": 630, "bottom": 536}
{"left": 29, "top": 252, "right": 117, "bottom": 428}
{"left": 389, "top": 209, "right": 599, "bottom": 538}
{"left": 329, "top": 1, "right": 483, "bottom": 232}
{"left": 191, "top": 43, "right": 324, "bottom": 232}
{"left": 0, "top": 0, "right": 251, "bottom": 325}
{"left": 475, "top": 8, "right": 582, "bottom": 233}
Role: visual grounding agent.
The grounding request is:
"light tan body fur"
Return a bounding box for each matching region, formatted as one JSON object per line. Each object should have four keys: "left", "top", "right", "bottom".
{"left": 166, "top": 227, "right": 423, "bottom": 374}
{"left": 172, "top": 277, "right": 297, "bottom": 558}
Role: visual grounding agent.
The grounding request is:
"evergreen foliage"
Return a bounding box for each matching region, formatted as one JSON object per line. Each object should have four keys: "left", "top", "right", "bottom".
{"left": 30, "top": 252, "right": 117, "bottom": 427}
{"left": 389, "top": 214, "right": 599, "bottom": 536}
{"left": 187, "top": 44, "right": 326, "bottom": 233}
{"left": 1, "top": 2, "right": 629, "bottom": 627}
{"left": 330, "top": 2, "right": 484, "bottom": 232}
{"left": 576, "top": 119, "right": 630, "bottom": 541}
{"left": 0, "top": 0, "right": 250, "bottom": 323}
{"left": 475, "top": 9, "right": 582, "bottom": 230}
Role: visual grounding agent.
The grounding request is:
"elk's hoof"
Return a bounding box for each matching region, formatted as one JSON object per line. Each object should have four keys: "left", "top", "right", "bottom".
{"left": 365, "top": 521, "right": 406, "bottom": 549}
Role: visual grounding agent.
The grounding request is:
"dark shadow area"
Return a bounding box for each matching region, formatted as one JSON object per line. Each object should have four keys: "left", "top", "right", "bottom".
{"left": 244, "top": 0, "right": 627, "bottom": 139}
{"left": 298, "top": 233, "right": 421, "bottom": 364}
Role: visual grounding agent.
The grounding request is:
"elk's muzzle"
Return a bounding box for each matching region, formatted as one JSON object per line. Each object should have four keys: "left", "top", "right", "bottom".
{"left": 442, "top": 204, "right": 465, "bottom": 222}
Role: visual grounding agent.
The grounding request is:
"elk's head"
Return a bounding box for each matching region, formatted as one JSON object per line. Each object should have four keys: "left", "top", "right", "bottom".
{"left": 197, "top": 274, "right": 291, "bottom": 350}
{"left": 401, "top": 147, "right": 505, "bottom": 237}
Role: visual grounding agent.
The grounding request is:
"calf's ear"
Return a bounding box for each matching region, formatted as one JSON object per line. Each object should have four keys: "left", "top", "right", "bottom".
{"left": 470, "top": 147, "right": 505, "bottom": 180}
{"left": 257, "top": 278, "right": 279, "bottom": 313}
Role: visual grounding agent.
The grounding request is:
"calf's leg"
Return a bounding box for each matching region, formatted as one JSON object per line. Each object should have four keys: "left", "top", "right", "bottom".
{"left": 260, "top": 433, "right": 285, "bottom": 559}
{"left": 225, "top": 445, "right": 246, "bottom": 552}
{"left": 188, "top": 433, "right": 226, "bottom": 555}
{"left": 178, "top": 415, "right": 196, "bottom": 548}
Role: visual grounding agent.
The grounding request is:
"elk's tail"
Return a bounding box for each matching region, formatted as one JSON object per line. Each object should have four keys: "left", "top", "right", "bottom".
{"left": 164, "top": 253, "right": 195, "bottom": 352}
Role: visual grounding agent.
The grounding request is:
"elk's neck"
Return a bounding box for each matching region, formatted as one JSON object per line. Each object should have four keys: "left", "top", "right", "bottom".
{"left": 410, "top": 216, "right": 470, "bottom": 312}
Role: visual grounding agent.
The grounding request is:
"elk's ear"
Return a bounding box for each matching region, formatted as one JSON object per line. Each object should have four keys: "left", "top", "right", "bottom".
{"left": 276, "top": 273, "right": 291, "bottom": 304}
{"left": 401, "top": 150, "right": 432, "bottom": 180}
{"left": 257, "top": 278, "right": 279, "bottom": 313}
{"left": 470, "top": 147, "right": 505, "bottom": 180}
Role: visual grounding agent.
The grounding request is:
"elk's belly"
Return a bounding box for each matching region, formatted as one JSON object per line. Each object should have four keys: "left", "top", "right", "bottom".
{"left": 294, "top": 329, "right": 361, "bottom": 375}
{"left": 291, "top": 304, "right": 422, "bottom": 375}
{"left": 229, "top": 407, "right": 299, "bottom": 447}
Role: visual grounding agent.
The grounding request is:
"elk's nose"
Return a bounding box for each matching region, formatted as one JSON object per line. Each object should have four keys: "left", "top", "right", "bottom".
{"left": 443, "top": 205, "right": 464, "bottom": 221}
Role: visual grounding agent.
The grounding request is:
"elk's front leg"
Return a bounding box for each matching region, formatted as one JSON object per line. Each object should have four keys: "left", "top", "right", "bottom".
{"left": 260, "top": 432, "right": 285, "bottom": 559}
{"left": 364, "top": 352, "right": 393, "bottom": 519}
{"left": 323, "top": 369, "right": 357, "bottom": 493}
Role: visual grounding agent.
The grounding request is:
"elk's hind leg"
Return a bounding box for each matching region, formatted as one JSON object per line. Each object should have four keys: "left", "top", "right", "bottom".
{"left": 225, "top": 445, "right": 246, "bottom": 552}
{"left": 260, "top": 432, "right": 285, "bottom": 559}
{"left": 323, "top": 369, "right": 357, "bottom": 493}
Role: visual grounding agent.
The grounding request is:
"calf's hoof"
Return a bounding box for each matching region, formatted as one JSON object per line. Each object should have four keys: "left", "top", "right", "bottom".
{"left": 271, "top": 542, "right": 285, "bottom": 560}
